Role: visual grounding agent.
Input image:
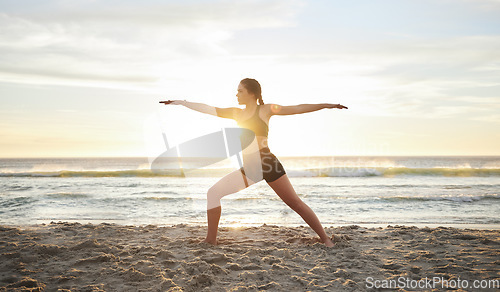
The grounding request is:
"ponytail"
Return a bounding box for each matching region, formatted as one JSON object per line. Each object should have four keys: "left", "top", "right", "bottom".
{"left": 240, "top": 78, "right": 264, "bottom": 105}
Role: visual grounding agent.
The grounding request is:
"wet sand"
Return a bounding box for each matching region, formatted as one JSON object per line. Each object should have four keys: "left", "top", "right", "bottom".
{"left": 0, "top": 223, "right": 499, "bottom": 291}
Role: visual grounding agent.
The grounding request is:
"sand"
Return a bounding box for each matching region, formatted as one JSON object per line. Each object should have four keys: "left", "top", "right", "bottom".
{"left": 0, "top": 222, "right": 499, "bottom": 291}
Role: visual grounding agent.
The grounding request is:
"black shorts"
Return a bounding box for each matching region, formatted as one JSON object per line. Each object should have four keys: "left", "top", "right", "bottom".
{"left": 239, "top": 147, "right": 286, "bottom": 183}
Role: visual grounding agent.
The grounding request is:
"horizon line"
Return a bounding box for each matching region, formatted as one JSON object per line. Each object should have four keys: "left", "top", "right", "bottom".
{"left": 1, "top": 154, "right": 500, "bottom": 159}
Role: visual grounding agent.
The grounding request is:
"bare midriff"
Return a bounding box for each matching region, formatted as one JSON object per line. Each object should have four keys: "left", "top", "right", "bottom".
{"left": 255, "top": 136, "right": 269, "bottom": 150}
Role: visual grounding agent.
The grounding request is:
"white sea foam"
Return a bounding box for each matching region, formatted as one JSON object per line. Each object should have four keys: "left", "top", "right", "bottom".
{"left": 1, "top": 157, "right": 499, "bottom": 227}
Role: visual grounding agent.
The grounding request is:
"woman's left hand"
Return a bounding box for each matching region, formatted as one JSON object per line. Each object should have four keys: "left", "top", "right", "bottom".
{"left": 326, "top": 103, "right": 348, "bottom": 109}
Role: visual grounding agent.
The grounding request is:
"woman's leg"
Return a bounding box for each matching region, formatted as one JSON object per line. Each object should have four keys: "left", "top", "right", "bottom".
{"left": 204, "top": 168, "right": 255, "bottom": 244}
{"left": 267, "top": 174, "right": 334, "bottom": 247}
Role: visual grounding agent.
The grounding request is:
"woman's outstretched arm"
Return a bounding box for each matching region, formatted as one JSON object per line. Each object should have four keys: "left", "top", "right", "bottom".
{"left": 160, "top": 100, "right": 240, "bottom": 119}
{"left": 270, "top": 103, "right": 347, "bottom": 116}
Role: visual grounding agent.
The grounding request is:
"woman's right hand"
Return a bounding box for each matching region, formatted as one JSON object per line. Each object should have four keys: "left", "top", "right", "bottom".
{"left": 159, "top": 100, "right": 185, "bottom": 105}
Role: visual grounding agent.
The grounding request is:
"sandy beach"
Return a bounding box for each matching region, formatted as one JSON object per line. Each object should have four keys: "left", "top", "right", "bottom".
{"left": 0, "top": 222, "right": 499, "bottom": 291}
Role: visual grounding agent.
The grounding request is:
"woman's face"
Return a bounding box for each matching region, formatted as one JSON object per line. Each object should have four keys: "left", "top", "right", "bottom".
{"left": 236, "top": 83, "right": 255, "bottom": 105}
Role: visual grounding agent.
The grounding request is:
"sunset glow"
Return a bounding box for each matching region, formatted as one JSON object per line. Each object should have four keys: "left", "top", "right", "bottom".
{"left": 1, "top": 0, "right": 499, "bottom": 157}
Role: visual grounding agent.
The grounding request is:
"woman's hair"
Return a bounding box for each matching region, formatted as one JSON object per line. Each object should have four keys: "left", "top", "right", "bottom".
{"left": 240, "top": 78, "right": 264, "bottom": 105}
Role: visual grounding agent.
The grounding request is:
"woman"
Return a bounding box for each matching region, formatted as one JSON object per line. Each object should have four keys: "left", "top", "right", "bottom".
{"left": 161, "top": 78, "right": 347, "bottom": 247}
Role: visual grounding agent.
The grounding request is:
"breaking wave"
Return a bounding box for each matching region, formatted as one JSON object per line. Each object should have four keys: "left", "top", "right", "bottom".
{"left": 1, "top": 167, "right": 499, "bottom": 178}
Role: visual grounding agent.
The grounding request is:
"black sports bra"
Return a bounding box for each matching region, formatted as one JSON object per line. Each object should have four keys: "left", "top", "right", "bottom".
{"left": 237, "top": 105, "right": 269, "bottom": 137}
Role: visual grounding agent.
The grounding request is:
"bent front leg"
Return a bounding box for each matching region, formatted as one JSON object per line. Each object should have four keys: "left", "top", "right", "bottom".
{"left": 205, "top": 169, "right": 255, "bottom": 244}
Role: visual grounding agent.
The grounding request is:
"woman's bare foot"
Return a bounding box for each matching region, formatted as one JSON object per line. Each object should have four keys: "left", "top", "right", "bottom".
{"left": 323, "top": 237, "right": 335, "bottom": 247}
{"left": 202, "top": 238, "right": 217, "bottom": 245}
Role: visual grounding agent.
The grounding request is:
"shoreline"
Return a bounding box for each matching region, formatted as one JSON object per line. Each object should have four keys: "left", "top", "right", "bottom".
{"left": 1, "top": 222, "right": 499, "bottom": 291}
{"left": 5, "top": 220, "right": 500, "bottom": 230}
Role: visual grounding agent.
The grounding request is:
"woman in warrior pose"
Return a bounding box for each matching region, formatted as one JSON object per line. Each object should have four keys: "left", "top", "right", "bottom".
{"left": 161, "top": 78, "right": 347, "bottom": 247}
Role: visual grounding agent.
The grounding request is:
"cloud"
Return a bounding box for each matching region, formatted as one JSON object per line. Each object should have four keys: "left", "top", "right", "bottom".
{"left": 457, "top": 0, "right": 500, "bottom": 11}
{"left": 32, "top": 0, "right": 300, "bottom": 29}
{"left": 1, "top": 0, "right": 498, "bottom": 123}
{"left": 307, "top": 36, "right": 500, "bottom": 120}
{"left": 0, "top": 0, "right": 302, "bottom": 87}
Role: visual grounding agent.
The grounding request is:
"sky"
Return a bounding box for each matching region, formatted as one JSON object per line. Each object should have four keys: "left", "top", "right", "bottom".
{"left": 1, "top": 0, "right": 499, "bottom": 157}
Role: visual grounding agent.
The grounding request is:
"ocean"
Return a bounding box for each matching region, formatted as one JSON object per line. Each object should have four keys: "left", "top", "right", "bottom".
{"left": 1, "top": 156, "right": 499, "bottom": 229}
